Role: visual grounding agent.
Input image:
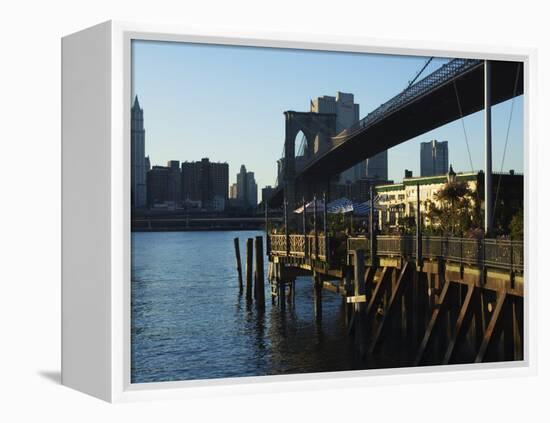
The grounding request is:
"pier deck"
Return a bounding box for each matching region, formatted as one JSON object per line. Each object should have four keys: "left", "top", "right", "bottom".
{"left": 267, "top": 234, "right": 523, "bottom": 366}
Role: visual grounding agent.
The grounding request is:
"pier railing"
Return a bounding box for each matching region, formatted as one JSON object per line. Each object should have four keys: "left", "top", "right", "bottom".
{"left": 269, "top": 234, "right": 523, "bottom": 272}
{"left": 269, "top": 234, "right": 328, "bottom": 261}
{"left": 346, "top": 235, "right": 523, "bottom": 272}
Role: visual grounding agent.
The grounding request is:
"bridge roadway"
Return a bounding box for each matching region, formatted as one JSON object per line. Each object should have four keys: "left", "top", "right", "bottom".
{"left": 267, "top": 233, "right": 523, "bottom": 366}
{"left": 270, "top": 59, "right": 523, "bottom": 206}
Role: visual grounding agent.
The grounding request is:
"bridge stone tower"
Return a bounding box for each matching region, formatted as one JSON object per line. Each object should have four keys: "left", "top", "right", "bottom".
{"left": 283, "top": 111, "right": 336, "bottom": 209}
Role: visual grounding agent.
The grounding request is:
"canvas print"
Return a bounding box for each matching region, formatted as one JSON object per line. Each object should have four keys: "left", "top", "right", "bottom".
{"left": 130, "top": 40, "right": 524, "bottom": 383}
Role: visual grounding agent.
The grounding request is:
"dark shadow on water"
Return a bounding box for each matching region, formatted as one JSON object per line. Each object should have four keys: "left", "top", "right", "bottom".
{"left": 38, "top": 370, "right": 62, "bottom": 384}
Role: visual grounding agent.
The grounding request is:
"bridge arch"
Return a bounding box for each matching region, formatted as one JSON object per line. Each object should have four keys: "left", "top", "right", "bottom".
{"left": 283, "top": 111, "right": 336, "bottom": 208}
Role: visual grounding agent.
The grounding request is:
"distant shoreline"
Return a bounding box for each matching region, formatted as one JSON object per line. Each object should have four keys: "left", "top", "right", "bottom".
{"left": 131, "top": 215, "right": 280, "bottom": 233}
{"left": 132, "top": 226, "right": 265, "bottom": 233}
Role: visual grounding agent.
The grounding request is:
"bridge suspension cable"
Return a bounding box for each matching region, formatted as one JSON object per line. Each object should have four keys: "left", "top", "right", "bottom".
{"left": 492, "top": 62, "right": 522, "bottom": 225}
{"left": 406, "top": 57, "right": 434, "bottom": 89}
{"left": 453, "top": 80, "right": 475, "bottom": 173}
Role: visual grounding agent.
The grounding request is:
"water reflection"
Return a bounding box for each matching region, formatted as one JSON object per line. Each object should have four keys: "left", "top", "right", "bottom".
{"left": 131, "top": 231, "right": 359, "bottom": 383}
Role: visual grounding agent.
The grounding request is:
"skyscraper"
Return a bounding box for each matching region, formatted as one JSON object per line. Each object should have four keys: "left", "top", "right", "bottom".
{"left": 146, "top": 162, "right": 181, "bottom": 207}
{"left": 131, "top": 96, "right": 147, "bottom": 208}
{"left": 236, "top": 165, "right": 257, "bottom": 208}
{"left": 181, "top": 158, "right": 228, "bottom": 209}
{"left": 147, "top": 166, "right": 170, "bottom": 206}
{"left": 311, "top": 92, "right": 371, "bottom": 182}
{"left": 166, "top": 160, "right": 181, "bottom": 205}
{"left": 261, "top": 186, "right": 275, "bottom": 204}
{"left": 229, "top": 183, "right": 238, "bottom": 199}
{"left": 420, "top": 140, "right": 449, "bottom": 176}
{"left": 366, "top": 150, "right": 388, "bottom": 181}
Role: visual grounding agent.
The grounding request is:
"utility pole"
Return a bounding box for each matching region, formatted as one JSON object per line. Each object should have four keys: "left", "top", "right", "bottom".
{"left": 484, "top": 60, "right": 493, "bottom": 235}
{"left": 416, "top": 183, "right": 422, "bottom": 269}
{"left": 369, "top": 184, "right": 376, "bottom": 265}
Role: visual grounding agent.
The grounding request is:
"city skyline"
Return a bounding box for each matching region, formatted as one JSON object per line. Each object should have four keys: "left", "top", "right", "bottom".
{"left": 132, "top": 40, "right": 523, "bottom": 191}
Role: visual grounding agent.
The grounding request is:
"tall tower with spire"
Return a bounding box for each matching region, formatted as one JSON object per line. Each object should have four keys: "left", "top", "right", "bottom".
{"left": 131, "top": 96, "right": 147, "bottom": 208}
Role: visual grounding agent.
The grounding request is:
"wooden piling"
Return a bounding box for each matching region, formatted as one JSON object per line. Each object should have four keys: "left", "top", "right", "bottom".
{"left": 245, "top": 238, "right": 253, "bottom": 302}
{"left": 314, "top": 272, "right": 322, "bottom": 322}
{"left": 233, "top": 238, "right": 243, "bottom": 291}
{"left": 354, "top": 249, "right": 366, "bottom": 356}
{"left": 279, "top": 279, "right": 286, "bottom": 310}
{"left": 255, "top": 236, "right": 265, "bottom": 309}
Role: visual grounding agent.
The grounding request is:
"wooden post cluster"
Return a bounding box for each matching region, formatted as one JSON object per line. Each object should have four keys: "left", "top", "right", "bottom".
{"left": 237, "top": 236, "right": 266, "bottom": 310}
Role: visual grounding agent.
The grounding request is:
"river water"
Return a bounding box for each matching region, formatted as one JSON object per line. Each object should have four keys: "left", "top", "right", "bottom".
{"left": 131, "top": 230, "right": 360, "bottom": 383}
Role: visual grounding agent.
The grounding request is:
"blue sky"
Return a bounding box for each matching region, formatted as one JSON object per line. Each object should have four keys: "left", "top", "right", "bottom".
{"left": 132, "top": 40, "right": 523, "bottom": 189}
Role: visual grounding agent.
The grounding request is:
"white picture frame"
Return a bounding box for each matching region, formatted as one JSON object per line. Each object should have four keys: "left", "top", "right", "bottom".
{"left": 61, "top": 20, "right": 537, "bottom": 403}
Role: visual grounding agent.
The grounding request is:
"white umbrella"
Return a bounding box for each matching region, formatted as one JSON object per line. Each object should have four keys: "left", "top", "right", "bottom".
{"left": 293, "top": 199, "right": 325, "bottom": 214}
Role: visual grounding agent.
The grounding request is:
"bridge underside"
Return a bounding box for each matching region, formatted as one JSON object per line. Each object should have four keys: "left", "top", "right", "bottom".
{"left": 270, "top": 60, "right": 523, "bottom": 207}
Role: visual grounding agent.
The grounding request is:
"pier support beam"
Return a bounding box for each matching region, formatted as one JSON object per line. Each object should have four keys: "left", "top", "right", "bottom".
{"left": 475, "top": 291, "right": 506, "bottom": 363}
{"left": 364, "top": 267, "right": 392, "bottom": 332}
{"left": 415, "top": 279, "right": 452, "bottom": 366}
{"left": 443, "top": 284, "right": 478, "bottom": 364}
{"left": 369, "top": 262, "right": 412, "bottom": 356}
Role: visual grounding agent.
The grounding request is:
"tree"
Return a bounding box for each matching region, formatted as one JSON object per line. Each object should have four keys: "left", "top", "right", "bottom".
{"left": 509, "top": 209, "right": 523, "bottom": 240}
{"left": 426, "top": 180, "right": 478, "bottom": 236}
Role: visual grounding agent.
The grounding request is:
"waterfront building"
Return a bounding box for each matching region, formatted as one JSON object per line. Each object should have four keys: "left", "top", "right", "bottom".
{"left": 131, "top": 96, "right": 147, "bottom": 208}
{"left": 420, "top": 140, "right": 449, "bottom": 177}
{"left": 311, "top": 92, "right": 367, "bottom": 183}
{"left": 181, "top": 158, "right": 229, "bottom": 210}
{"left": 236, "top": 165, "right": 257, "bottom": 208}
{"left": 375, "top": 168, "right": 522, "bottom": 231}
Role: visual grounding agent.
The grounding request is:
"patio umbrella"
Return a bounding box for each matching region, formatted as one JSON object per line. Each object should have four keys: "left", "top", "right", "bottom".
{"left": 326, "top": 197, "right": 354, "bottom": 214}
{"left": 293, "top": 199, "right": 325, "bottom": 214}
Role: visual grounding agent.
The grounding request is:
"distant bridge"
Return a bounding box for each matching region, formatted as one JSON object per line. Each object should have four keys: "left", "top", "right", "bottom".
{"left": 269, "top": 59, "right": 523, "bottom": 208}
